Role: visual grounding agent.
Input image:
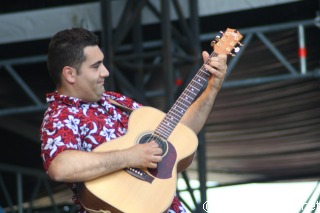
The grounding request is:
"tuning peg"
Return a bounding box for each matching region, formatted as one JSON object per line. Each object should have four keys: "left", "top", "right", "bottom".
{"left": 210, "top": 40, "right": 215, "bottom": 47}
{"left": 211, "top": 35, "right": 221, "bottom": 47}
{"left": 234, "top": 47, "right": 240, "bottom": 53}
{"left": 229, "top": 47, "right": 241, "bottom": 57}
{"left": 238, "top": 42, "right": 244, "bottom": 46}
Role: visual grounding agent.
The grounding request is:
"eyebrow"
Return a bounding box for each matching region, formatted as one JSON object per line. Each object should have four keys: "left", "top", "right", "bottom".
{"left": 90, "top": 60, "right": 103, "bottom": 68}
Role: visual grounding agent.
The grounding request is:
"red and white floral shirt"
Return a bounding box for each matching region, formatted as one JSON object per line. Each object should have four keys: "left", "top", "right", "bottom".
{"left": 40, "top": 91, "right": 186, "bottom": 213}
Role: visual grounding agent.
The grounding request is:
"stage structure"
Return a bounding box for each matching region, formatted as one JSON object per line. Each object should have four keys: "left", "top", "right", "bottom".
{"left": 0, "top": 0, "right": 319, "bottom": 212}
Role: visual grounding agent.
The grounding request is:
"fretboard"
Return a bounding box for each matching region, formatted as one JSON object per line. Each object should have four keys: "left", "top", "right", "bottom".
{"left": 154, "top": 52, "right": 218, "bottom": 139}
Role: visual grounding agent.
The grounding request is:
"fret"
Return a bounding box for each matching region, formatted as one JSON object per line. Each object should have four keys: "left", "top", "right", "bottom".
{"left": 162, "top": 116, "right": 178, "bottom": 128}
{"left": 157, "top": 124, "right": 173, "bottom": 137}
{"left": 153, "top": 53, "right": 217, "bottom": 139}
{"left": 158, "top": 116, "right": 178, "bottom": 129}
{"left": 174, "top": 105, "right": 186, "bottom": 113}
{"left": 199, "top": 70, "right": 211, "bottom": 78}
{"left": 156, "top": 128, "right": 171, "bottom": 139}
{"left": 190, "top": 78, "right": 203, "bottom": 88}
{"left": 177, "top": 98, "right": 192, "bottom": 107}
{"left": 176, "top": 100, "right": 190, "bottom": 110}
{"left": 198, "top": 74, "right": 209, "bottom": 81}
{"left": 165, "top": 114, "right": 179, "bottom": 124}
{"left": 184, "top": 88, "right": 198, "bottom": 98}
{"left": 169, "top": 107, "right": 184, "bottom": 118}
{"left": 178, "top": 94, "right": 192, "bottom": 103}
{"left": 177, "top": 100, "right": 190, "bottom": 108}
{"left": 156, "top": 124, "right": 172, "bottom": 134}
{"left": 195, "top": 73, "right": 208, "bottom": 82}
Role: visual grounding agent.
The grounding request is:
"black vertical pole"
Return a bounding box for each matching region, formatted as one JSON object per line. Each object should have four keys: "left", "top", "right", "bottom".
{"left": 189, "top": 0, "right": 208, "bottom": 212}
{"left": 161, "top": 0, "right": 175, "bottom": 110}
{"left": 100, "top": 0, "right": 115, "bottom": 91}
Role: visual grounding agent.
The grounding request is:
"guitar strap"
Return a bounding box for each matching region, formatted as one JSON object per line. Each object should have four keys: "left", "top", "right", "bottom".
{"left": 106, "top": 98, "right": 134, "bottom": 115}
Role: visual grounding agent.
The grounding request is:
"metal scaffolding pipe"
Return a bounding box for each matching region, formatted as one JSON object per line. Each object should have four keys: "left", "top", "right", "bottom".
{"left": 223, "top": 70, "right": 320, "bottom": 89}
{"left": 5, "top": 65, "right": 43, "bottom": 106}
{"left": 0, "top": 163, "right": 47, "bottom": 178}
{"left": 17, "top": 173, "right": 23, "bottom": 213}
{"left": 0, "top": 105, "right": 47, "bottom": 117}
{"left": 298, "top": 24, "right": 307, "bottom": 74}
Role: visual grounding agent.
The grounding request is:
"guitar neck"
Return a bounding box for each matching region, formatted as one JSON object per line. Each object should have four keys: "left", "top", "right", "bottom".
{"left": 154, "top": 51, "right": 218, "bottom": 139}
{"left": 153, "top": 28, "right": 244, "bottom": 139}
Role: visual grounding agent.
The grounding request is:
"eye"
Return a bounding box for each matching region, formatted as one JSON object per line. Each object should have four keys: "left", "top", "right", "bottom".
{"left": 92, "top": 63, "right": 101, "bottom": 69}
{"left": 92, "top": 61, "right": 103, "bottom": 69}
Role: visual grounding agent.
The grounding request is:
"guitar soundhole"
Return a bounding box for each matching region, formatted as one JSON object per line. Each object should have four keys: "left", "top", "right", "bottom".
{"left": 138, "top": 134, "right": 168, "bottom": 157}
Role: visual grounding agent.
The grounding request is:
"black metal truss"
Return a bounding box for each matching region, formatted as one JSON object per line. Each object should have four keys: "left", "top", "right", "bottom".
{"left": 0, "top": 0, "right": 320, "bottom": 213}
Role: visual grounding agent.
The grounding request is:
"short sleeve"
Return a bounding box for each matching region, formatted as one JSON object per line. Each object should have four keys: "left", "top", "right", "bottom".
{"left": 40, "top": 108, "right": 81, "bottom": 172}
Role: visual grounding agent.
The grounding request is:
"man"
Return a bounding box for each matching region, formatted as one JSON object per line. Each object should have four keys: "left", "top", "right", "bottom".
{"left": 40, "top": 27, "right": 227, "bottom": 213}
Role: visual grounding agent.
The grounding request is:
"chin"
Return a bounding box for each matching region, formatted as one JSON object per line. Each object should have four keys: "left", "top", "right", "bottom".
{"left": 96, "top": 90, "right": 104, "bottom": 100}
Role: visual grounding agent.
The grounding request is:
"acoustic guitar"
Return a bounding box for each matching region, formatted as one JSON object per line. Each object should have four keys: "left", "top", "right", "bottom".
{"left": 78, "top": 28, "right": 243, "bottom": 213}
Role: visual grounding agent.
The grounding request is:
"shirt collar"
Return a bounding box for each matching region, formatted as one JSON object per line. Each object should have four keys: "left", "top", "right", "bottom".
{"left": 46, "top": 91, "right": 105, "bottom": 108}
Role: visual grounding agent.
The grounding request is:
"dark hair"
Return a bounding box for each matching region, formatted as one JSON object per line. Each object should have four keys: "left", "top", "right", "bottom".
{"left": 47, "top": 28, "right": 99, "bottom": 87}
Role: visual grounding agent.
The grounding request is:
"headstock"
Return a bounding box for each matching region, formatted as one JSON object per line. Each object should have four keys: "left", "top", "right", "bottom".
{"left": 211, "top": 28, "right": 243, "bottom": 56}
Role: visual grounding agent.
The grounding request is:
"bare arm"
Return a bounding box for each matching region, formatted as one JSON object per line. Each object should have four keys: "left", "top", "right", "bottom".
{"left": 48, "top": 141, "right": 162, "bottom": 183}
{"left": 180, "top": 52, "right": 227, "bottom": 134}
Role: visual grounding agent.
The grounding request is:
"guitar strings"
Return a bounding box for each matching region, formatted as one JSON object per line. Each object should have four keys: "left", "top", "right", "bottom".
{"left": 144, "top": 51, "right": 218, "bottom": 147}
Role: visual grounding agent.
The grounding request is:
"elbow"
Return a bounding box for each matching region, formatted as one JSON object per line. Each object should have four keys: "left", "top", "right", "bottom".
{"left": 47, "top": 162, "right": 66, "bottom": 182}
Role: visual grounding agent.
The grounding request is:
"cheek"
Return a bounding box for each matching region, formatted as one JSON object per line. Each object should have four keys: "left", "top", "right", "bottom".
{"left": 78, "top": 78, "right": 95, "bottom": 92}
{"left": 85, "top": 76, "right": 97, "bottom": 87}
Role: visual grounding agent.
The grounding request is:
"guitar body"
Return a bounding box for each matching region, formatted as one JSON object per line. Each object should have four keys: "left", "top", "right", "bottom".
{"left": 78, "top": 106, "right": 198, "bottom": 213}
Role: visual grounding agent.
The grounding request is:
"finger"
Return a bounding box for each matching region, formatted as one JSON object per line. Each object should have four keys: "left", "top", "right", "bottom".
{"left": 149, "top": 162, "right": 158, "bottom": 169}
{"left": 154, "top": 147, "right": 163, "bottom": 155}
{"left": 204, "top": 65, "right": 224, "bottom": 78}
{"left": 153, "top": 155, "right": 162, "bottom": 163}
{"left": 216, "top": 54, "right": 227, "bottom": 60}
{"left": 209, "top": 57, "right": 226, "bottom": 69}
{"left": 148, "top": 141, "right": 159, "bottom": 148}
{"left": 209, "top": 57, "right": 228, "bottom": 71}
{"left": 202, "top": 51, "right": 210, "bottom": 62}
{"left": 207, "top": 61, "right": 223, "bottom": 72}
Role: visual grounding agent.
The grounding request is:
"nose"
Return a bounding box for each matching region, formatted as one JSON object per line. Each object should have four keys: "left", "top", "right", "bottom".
{"left": 100, "top": 64, "right": 109, "bottom": 77}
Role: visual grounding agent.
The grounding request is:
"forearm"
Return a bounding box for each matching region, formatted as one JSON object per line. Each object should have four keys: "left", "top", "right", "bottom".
{"left": 48, "top": 149, "right": 129, "bottom": 183}
{"left": 180, "top": 52, "right": 227, "bottom": 134}
{"left": 47, "top": 141, "right": 162, "bottom": 183}
{"left": 180, "top": 85, "right": 218, "bottom": 134}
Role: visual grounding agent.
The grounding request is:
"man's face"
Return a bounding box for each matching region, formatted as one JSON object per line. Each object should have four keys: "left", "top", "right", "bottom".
{"left": 73, "top": 45, "right": 109, "bottom": 102}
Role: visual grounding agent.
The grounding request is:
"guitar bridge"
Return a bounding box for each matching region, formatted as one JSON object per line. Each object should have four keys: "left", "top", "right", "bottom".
{"left": 124, "top": 167, "right": 154, "bottom": 183}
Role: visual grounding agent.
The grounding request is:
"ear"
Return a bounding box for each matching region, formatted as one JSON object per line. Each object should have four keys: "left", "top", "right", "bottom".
{"left": 62, "top": 66, "right": 76, "bottom": 84}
